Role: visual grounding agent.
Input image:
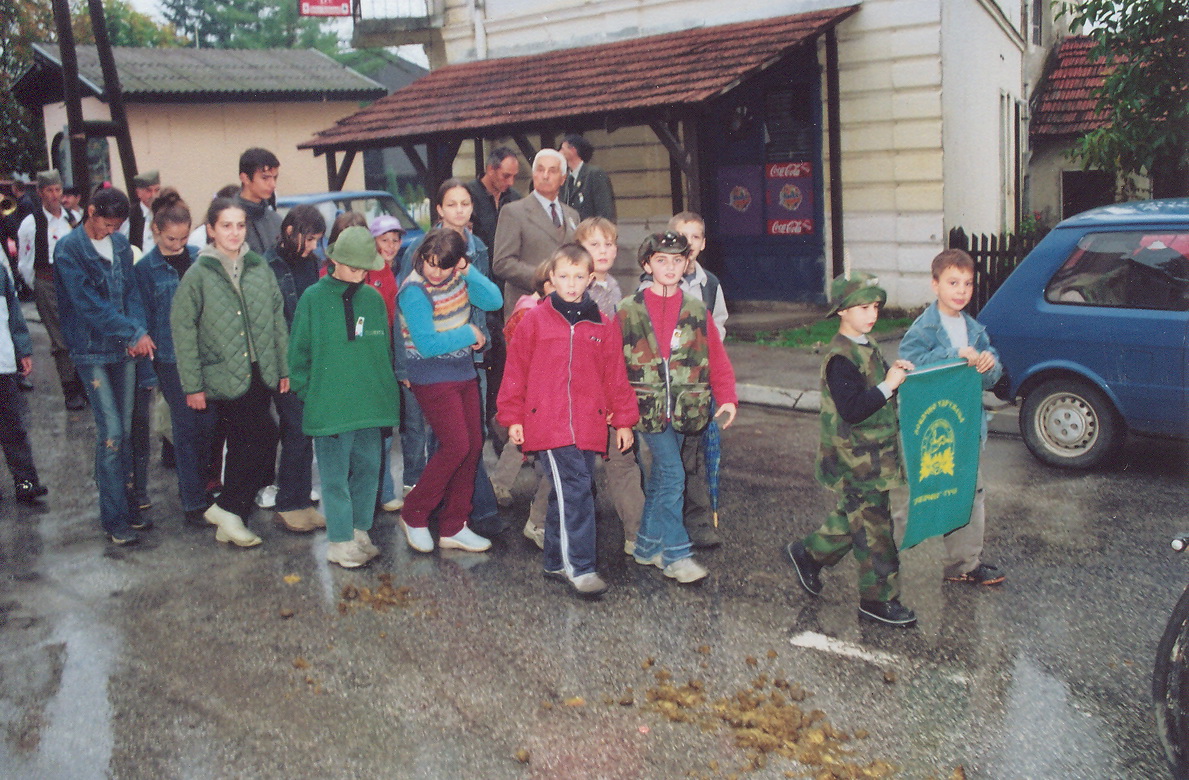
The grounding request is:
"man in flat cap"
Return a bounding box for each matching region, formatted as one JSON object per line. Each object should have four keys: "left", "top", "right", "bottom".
{"left": 17, "top": 170, "right": 87, "bottom": 410}
{"left": 122, "top": 169, "right": 160, "bottom": 250}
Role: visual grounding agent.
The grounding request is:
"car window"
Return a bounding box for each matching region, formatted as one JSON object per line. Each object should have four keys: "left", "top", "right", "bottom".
{"left": 1044, "top": 231, "right": 1189, "bottom": 311}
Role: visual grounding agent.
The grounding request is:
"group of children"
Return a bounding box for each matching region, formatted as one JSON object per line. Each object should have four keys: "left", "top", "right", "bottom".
{"left": 1, "top": 151, "right": 1006, "bottom": 625}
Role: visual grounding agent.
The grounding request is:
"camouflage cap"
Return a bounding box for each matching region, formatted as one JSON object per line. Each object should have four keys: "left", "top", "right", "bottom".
{"left": 827, "top": 271, "right": 887, "bottom": 316}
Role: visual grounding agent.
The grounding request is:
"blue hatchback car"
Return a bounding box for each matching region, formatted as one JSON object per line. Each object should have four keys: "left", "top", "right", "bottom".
{"left": 978, "top": 198, "right": 1189, "bottom": 468}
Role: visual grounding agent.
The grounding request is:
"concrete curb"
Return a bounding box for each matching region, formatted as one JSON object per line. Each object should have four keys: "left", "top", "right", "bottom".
{"left": 737, "top": 383, "right": 821, "bottom": 412}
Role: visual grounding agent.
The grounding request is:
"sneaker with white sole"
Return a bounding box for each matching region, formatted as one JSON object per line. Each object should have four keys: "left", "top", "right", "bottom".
{"left": 569, "top": 572, "right": 609, "bottom": 598}
{"left": 327, "top": 540, "right": 372, "bottom": 568}
{"left": 633, "top": 551, "right": 663, "bottom": 569}
{"left": 381, "top": 497, "right": 404, "bottom": 512}
{"left": 205, "top": 504, "right": 262, "bottom": 548}
{"left": 400, "top": 519, "right": 434, "bottom": 553}
{"left": 353, "top": 528, "right": 380, "bottom": 559}
{"left": 255, "top": 484, "right": 278, "bottom": 509}
{"left": 274, "top": 508, "right": 321, "bottom": 533}
{"left": 624, "top": 539, "right": 636, "bottom": 557}
{"left": 522, "top": 520, "right": 545, "bottom": 550}
{"left": 439, "top": 526, "right": 491, "bottom": 552}
{"left": 663, "top": 557, "right": 708, "bottom": 584}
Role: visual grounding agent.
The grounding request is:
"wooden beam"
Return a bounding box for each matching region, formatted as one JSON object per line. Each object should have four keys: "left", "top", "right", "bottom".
{"left": 511, "top": 135, "right": 537, "bottom": 164}
{"left": 649, "top": 121, "right": 694, "bottom": 177}
{"left": 324, "top": 152, "right": 338, "bottom": 191}
{"left": 51, "top": 0, "right": 91, "bottom": 199}
{"left": 666, "top": 122, "right": 684, "bottom": 214}
{"left": 826, "top": 28, "right": 845, "bottom": 279}
{"left": 401, "top": 144, "right": 429, "bottom": 181}
{"left": 681, "top": 116, "right": 702, "bottom": 213}
{"left": 473, "top": 137, "right": 484, "bottom": 180}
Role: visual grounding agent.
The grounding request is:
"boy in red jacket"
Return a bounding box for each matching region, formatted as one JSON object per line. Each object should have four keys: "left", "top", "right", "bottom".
{"left": 497, "top": 244, "right": 639, "bottom": 598}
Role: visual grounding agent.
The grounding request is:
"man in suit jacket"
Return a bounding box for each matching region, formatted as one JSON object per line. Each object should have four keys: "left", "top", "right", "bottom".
{"left": 560, "top": 134, "right": 617, "bottom": 222}
{"left": 493, "top": 149, "right": 579, "bottom": 316}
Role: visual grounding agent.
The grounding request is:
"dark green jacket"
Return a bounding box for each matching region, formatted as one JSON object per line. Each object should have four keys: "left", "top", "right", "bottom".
{"left": 817, "top": 332, "right": 904, "bottom": 492}
{"left": 289, "top": 276, "right": 399, "bottom": 436}
{"left": 171, "top": 249, "right": 288, "bottom": 400}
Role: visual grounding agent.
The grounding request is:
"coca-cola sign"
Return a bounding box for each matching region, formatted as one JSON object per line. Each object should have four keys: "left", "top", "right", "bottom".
{"left": 766, "top": 162, "right": 812, "bottom": 178}
{"left": 768, "top": 219, "right": 814, "bottom": 235}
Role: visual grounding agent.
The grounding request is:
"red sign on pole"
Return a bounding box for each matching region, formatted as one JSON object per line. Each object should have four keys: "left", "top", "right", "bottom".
{"left": 299, "top": 0, "right": 351, "bottom": 17}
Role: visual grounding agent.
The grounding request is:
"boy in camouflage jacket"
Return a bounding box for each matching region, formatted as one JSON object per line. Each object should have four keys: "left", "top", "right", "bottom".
{"left": 786, "top": 272, "right": 918, "bottom": 627}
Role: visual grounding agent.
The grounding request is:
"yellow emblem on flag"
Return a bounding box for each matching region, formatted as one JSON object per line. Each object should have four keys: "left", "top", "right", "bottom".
{"left": 919, "top": 418, "right": 956, "bottom": 479}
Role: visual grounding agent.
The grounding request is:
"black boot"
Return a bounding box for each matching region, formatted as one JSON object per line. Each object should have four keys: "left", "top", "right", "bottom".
{"left": 63, "top": 380, "right": 87, "bottom": 411}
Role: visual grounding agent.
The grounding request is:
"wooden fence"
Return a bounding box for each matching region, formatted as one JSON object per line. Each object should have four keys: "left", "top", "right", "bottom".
{"left": 948, "top": 227, "right": 1042, "bottom": 315}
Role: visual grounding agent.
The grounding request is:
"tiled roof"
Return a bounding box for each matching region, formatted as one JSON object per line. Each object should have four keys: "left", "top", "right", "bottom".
{"left": 1031, "top": 36, "right": 1113, "bottom": 139}
{"left": 18, "top": 44, "right": 386, "bottom": 105}
{"left": 300, "top": 5, "right": 859, "bottom": 152}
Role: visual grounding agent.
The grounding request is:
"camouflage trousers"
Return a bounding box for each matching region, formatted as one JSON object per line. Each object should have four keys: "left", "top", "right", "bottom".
{"left": 803, "top": 488, "right": 900, "bottom": 602}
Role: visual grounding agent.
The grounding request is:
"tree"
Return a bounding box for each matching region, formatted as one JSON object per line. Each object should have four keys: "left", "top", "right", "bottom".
{"left": 159, "top": 0, "right": 338, "bottom": 53}
{"left": 72, "top": 0, "right": 188, "bottom": 48}
{"left": 1060, "top": 1, "right": 1189, "bottom": 198}
{"left": 0, "top": 0, "right": 55, "bottom": 174}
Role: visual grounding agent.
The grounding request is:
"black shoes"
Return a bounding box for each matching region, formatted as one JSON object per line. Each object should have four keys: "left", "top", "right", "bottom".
{"left": 16, "top": 375, "right": 33, "bottom": 391}
{"left": 945, "top": 562, "right": 1006, "bottom": 586}
{"left": 786, "top": 541, "right": 823, "bottom": 596}
{"left": 14, "top": 480, "right": 48, "bottom": 503}
{"left": 859, "top": 599, "right": 917, "bottom": 627}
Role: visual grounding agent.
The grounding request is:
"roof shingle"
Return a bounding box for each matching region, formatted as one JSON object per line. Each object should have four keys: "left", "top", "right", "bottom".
{"left": 1031, "top": 35, "right": 1114, "bottom": 139}
{"left": 300, "top": 5, "right": 859, "bottom": 152}
{"left": 21, "top": 44, "right": 385, "bottom": 104}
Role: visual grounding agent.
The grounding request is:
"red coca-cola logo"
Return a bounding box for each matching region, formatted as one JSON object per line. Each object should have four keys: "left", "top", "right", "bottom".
{"left": 728, "top": 186, "right": 752, "bottom": 213}
{"left": 766, "top": 162, "right": 812, "bottom": 178}
{"left": 767, "top": 219, "right": 814, "bottom": 235}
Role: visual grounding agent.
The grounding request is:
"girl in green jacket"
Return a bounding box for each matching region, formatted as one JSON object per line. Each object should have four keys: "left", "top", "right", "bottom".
{"left": 171, "top": 197, "right": 289, "bottom": 548}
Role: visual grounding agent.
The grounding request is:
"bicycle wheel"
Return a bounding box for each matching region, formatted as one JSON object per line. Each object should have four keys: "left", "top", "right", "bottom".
{"left": 1154, "top": 584, "right": 1189, "bottom": 780}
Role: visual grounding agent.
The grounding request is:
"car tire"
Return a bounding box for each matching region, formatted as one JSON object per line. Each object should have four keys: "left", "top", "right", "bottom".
{"left": 1019, "top": 378, "right": 1124, "bottom": 469}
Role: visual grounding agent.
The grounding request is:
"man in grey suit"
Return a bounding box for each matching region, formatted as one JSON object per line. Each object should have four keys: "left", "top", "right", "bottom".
{"left": 492, "top": 149, "right": 579, "bottom": 316}
{"left": 560, "top": 134, "right": 617, "bottom": 222}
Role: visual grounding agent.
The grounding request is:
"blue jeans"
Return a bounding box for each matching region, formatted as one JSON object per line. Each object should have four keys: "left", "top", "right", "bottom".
{"left": 635, "top": 424, "right": 693, "bottom": 566}
{"left": 272, "top": 389, "right": 314, "bottom": 512}
{"left": 78, "top": 361, "right": 136, "bottom": 534}
{"left": 314, "top": 428, "right": 381, "bottom": 544}
{"left": 154, "top": 361, "right": 214, "bottom": 512}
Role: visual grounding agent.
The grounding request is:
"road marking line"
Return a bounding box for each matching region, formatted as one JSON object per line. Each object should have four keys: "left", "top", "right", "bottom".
{"left": 789, "top": 630, "right": 904, "bottom": 667}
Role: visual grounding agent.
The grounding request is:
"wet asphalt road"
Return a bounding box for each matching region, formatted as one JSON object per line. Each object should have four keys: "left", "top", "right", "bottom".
{"left": 1, "top": 328, "right": 1187, "bottom": 779}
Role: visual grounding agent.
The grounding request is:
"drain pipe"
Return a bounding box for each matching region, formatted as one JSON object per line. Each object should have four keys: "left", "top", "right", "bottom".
{"left": 470, "top": 0, "right": 488, "bottom": 59}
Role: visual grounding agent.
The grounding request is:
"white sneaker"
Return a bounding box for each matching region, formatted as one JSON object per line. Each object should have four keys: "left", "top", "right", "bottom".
{"left": 309, "top": 488, "right": 321, "bottom": 503}
{"left": 633, "top": 551, "right": 663, "bottom": 569}
{"left": 663, "top": 557, "right": 709, "bottom": 584}
{"left": 624, "top": 539, "right": 635, "bottom": 557}
{"left": 255, "top": 484, "right": 278, "bottom": 509}
{"left": 400, "top": 519, "right": 434, "bottom": 553}
{"left": 569, "top": 572, "right": 609, "bottom": 597}
{"left": 402, "top": 483, "right": 416, "bottom": 496}
{"left": 381, "top": 497, "right": 404, "bottom": 512}
{"left": 205, "top": 504, "right": 262, "bottom": 548}
{"left": 439, "top": 526, "right": 491, "bottom": 552}
{"left": 327, "top": 540, "right": 371, "bottom": 568}
{"left": 522, "top": 520, "right": 545, "bottom": 550}
{"left": 353, "top": 528, "right": 380, "bottom": 559}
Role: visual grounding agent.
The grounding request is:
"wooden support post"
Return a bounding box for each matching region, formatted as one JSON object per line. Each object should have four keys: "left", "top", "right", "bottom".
{"left": 324, "top": 152, "right": 338, "bottom": 191}
{"left": 826, "top": 28, "right": 845, "bottom": 279}
{"left": 473, "top": 138, "right": 485, "bottom": 179}
{"left": 681, "top": 116, "right": 702, "bottom": 213}
{"left": 401, "top": 144, "right": 429, "bottom": 181}
{"left": 666, "top": 122, "right": 685, "bottom": 213}
{"left": 511, "top": 135, "right": 537, "bottom": 165}
{"left": 51, "top": 0, "right": 91, "bottom": 202}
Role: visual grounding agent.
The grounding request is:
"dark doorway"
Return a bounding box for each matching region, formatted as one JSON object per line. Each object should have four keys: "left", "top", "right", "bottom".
{"left": 1062, "top": 169, "right": 1115, "bottom": 218}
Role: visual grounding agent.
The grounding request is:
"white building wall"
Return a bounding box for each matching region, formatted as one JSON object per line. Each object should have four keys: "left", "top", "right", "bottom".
{"left": 42, "top": 99, "right": 367, "bottom": 207}
{"left": 418, "top": 0, "right": 1024, "bottom": 307}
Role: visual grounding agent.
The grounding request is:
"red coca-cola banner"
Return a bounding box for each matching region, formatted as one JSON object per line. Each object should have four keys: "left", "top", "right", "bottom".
{"left": 299, "top": 0, "right": 351, "bottom": 17}
{"left": 767, "top": 219, "right": 814, "bottom": 235}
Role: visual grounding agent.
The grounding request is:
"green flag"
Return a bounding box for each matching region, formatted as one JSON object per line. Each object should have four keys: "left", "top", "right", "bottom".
{"left": 898, "top": 360, "right": 983, "bottom": 550}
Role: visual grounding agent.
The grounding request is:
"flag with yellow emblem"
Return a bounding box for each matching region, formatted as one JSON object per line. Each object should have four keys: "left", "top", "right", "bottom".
{"left": 897, "top": 360, "right": 983, "bottom": 550}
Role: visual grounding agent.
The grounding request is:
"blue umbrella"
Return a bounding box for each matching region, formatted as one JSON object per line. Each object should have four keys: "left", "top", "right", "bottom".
{"left": 702, "top": 401, "right": 721, "bottom": 527}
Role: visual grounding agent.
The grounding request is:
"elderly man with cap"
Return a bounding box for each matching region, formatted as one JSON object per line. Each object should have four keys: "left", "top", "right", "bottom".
{"left": 122, "top": 170, "right": 160, "bottom": 250}
{"left": 17, "top": 170, "right": 87, "bottom": 410}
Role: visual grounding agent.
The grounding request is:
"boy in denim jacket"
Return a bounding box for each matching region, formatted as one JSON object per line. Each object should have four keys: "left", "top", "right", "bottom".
{"left": 898, "top": 249, "right": 1005, "bottom": 586}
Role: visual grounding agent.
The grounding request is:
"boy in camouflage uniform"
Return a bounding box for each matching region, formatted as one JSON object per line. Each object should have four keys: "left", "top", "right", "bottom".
{"left": 786, "top": 272, "right": 918, "bottom": 627}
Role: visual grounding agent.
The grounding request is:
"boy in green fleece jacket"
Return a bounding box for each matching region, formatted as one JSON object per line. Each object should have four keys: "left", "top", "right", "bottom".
{"left": 288, "top": 226, "right": 400, "bottom": 568}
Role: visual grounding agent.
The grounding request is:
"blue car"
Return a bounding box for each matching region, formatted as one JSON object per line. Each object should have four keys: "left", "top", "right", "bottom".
{"left": 275, "top": 190, "right": 425, "bottom": 262}
{"left": 978, "top": 198, "right": 1189, "bottom": 468}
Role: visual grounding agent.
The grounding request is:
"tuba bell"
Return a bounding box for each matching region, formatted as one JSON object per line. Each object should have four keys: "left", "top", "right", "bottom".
{"left": 0, "top": 195, "right": 16, "bottom": 217}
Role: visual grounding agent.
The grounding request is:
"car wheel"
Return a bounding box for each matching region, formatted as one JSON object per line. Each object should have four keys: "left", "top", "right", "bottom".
{"left": 1020, "top": 379, "right": 1124, "bottom": 469}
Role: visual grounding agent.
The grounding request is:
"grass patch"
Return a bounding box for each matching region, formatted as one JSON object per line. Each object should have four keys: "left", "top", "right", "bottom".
{"left": 751, "top": 312, "right": 916, "bottom": 349}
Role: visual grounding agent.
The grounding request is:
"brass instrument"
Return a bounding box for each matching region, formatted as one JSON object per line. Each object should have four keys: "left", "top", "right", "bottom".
{"left": 0, "top": 195, "right": 16, "bottom": 217}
